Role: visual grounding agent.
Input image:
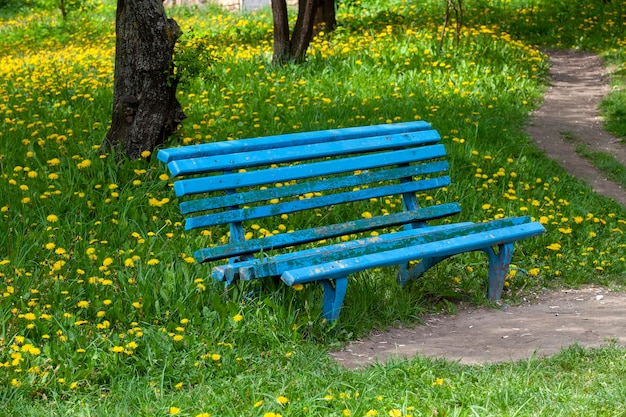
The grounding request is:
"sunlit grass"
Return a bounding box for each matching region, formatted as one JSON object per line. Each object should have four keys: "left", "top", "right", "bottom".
{"left": 1, "top": 0, "right": 626, "bottom": 414}
{"left": 576, "top": 143, "right": 626, "bottom": 188}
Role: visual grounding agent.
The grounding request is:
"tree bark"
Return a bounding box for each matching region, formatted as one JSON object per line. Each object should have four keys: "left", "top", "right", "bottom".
{"left": 271, "top": 0, "right": 291, "bottom": 65}
{"left": 272, "top": 0, "right": 331, "bottom": 65}
{"left": 104, "top": 0, "right": 186, "bottom": 159}
{"left": 289, "top": 0, "right": 317, "bottom": 63}
{"left": 314, "top": 0, "right": 336, "bottom": 32}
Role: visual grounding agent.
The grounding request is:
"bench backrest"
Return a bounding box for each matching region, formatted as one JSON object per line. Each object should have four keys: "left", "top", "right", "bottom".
{"left": 158, "top": 121, "right": 459, "bottom": 263}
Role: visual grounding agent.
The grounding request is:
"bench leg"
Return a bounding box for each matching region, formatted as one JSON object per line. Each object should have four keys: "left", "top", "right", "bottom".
{"left": 320, "top": 277, "right": 349, "bottom": 322}
{"left": 398, "top": 256, "right": 448, "bottom": 285}
{"left": 399, "top": 243, "right": 515, "bottom": 301}
{"left": 484, "top": 243, "right": 514, "bottom": 301}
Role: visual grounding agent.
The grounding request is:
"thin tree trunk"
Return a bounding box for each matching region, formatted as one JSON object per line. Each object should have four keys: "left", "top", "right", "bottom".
{"left": 104, "top": 0, "right": 186, "bottom": 159}
{"left": 290, "top": 0, "right": 317, "bottom": 63}
{"left": 59, "top": 0, "right": 67, "bottom": 19}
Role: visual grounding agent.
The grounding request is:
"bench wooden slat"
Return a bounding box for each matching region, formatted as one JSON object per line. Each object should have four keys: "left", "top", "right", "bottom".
{"left": 198, "top": 202, "right": 462, "bottom": 265}
{"left": 174, "top": 144, "right": 447, "bottom": 197}
{"left": 242, "top": 217, "right": 533, "bottom": 281}
{"left": 166, "top": 130, "right": 441, "bottom": 176}
{"left": 281, "top": 221, "right": 546, "bottom": 285}
{"left": 186, "top": 176, "right": 450, "bottom": 229}
{"left": 180, "top": 161, "right": 448, "bottom": 215}
{"left": 212, "top": 222, "right": 474, "bottom": 281}
{"left": 157, "top": 121, "right": 433, "bottom": 164}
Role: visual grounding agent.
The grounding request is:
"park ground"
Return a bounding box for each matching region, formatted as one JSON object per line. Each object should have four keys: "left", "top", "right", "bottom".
{"left": 2, "top": 0, "right": 626, "bottom": 416}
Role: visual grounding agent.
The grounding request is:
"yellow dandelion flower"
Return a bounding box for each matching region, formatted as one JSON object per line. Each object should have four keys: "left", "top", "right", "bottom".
{"left": 26, "top": 346, "right": 41, "bottom": 355}
{"left": 169, "top": 407, "right": 181, "bottom": 415}
{"left": 23, "top": 312, "right": 36, "bottom": 321}
{"left": 77, "top": 159, "right": 91, "bottom": 169}
{"left": 232, "top": 314, "right": 243, "bottom": 322}
{"left": 276, "top": 395, "right": 289, "bottom": 405}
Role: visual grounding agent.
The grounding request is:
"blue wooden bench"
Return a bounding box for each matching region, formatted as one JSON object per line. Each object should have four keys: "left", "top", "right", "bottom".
{"left": 157, "top": 121, "right": 545, "bottom": 322}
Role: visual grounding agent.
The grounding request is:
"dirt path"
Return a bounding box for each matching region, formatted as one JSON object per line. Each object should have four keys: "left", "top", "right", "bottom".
{"left": 331, "top": 50, "right": 626, "bottom": 368}
{"left": 527, "top": 49, "right": 626, "bottom": 206}
{"left": 331, "top": 287, "right": 626, "bottom": 368}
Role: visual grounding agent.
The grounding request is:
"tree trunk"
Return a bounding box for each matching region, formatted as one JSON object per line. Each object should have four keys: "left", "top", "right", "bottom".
{"left": 289, "top": 0, "right": 317, "bottom": 63}
{"left": 314, "top": 0, "right": 336, "bottom": 32}
{"left": 271, "top": 0, "right": 291, "bottom": 65}
{"left": 104, "top": 0, "right": 186, "bottom": 159}
{"left": 59, "top": 0, "right": 67, "bottom": 19}
{"left": 272, "top": 0, "right": 324, "bottom": 65}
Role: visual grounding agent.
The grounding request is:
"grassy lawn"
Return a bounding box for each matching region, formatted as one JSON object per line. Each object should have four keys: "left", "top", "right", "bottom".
{"left": 1, "top": 0, "right": 626, "bottom": 415}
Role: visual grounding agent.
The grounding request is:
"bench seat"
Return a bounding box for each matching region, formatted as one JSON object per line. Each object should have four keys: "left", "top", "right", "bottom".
{"left": 158, "top": 121, "right": 545, "bottom": 322}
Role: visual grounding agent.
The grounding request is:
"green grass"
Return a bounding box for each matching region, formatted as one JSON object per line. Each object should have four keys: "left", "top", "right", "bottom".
{"left": 1, "top": 0, "right": 626, "bottom": 415}
{"left": 561, "top": 129, "right": 626, "bottom": 189}
{"left": 576, "top": 143, "right": 626, "bottom": 189}
{"left": 600, "top": 81, "right": 626, "bottom": 142}
{"left": 601, "top": 39, "right": 626, "bottom": 142}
